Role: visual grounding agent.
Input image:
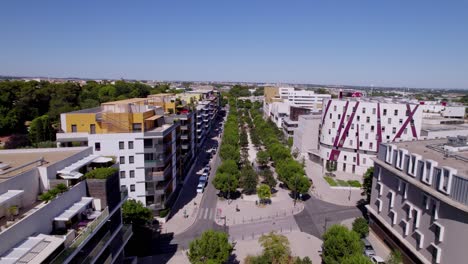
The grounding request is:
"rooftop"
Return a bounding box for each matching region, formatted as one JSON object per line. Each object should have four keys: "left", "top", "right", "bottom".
{"left": 67, "top": 107, "right": 101, "bottom": 114}
{"left": 393, "top": 138, "right": 468, "bottom": 178}
{"left": 0, "top": 148, "right": 86, "bottom": 182}
{"left": 421, "top": 123, "right": 468, "bottom": 132}
{"left": 101, "top": 98, "right": 147, "bottom": 105}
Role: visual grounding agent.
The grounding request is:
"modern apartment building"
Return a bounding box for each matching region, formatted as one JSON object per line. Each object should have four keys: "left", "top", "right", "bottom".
{"left": 282, "top": 105, "right": 312, "bottom": 138}
{"left": 367, "top": 137, "right": 468, "bottom": 264}
{"left": 317, "top": 98, "right": 423, "bottom": 175}
{"left": 57, "top": 91, "right": 220, "bottom": 212}
{"left": 0, "top": 147, "right": 132, "bottom": 264}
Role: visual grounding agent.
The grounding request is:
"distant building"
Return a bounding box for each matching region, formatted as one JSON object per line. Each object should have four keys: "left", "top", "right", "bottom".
{"left": 292, "top": 114, "right": 321, "bottom": 158}
{"left": 368, "top": 137, "right": 468, "bottom": 264}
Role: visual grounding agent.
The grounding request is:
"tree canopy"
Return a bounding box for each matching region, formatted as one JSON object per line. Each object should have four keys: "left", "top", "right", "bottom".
{"left": 122, "top": 199, "right": 153, "bottom": 226}
{"left": 188, "top": 230, "right": 234, "bottom": 264}
{"left": 362, "top": 167, "right": 374, "bottom": 203}
{"left": 322, "top": 225, "right": 363, "bottom": 264}
{"left": 257, "top": 184, "right": 271, "bottom": 201}
{"left": 352, "top": 217, "right": 369, "bottom": 239}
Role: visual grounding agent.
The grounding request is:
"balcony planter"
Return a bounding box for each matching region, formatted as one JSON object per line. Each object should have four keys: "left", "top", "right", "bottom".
{"left": 85, "top": 167, "right": 121, "bottom": 211}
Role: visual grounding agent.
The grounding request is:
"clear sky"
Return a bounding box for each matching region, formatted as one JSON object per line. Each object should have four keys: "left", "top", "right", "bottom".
{"left": 1, "top": 0, "right": 467, "bottom": 89}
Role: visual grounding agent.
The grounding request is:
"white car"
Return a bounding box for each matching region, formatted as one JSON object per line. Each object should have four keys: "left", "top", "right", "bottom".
{"left": 196, "top": 183, "right": 205, "bottom": 193}
{"left": 202, "top": 172, "right": 209, "bottom": 178}
{"left": 370, "top": 256, "right": 385, "bottom": 264}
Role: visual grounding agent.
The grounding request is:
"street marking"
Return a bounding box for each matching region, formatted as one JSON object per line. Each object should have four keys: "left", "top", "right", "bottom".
{"left": 205, "top": 208, "right": 211, "bottom": 219}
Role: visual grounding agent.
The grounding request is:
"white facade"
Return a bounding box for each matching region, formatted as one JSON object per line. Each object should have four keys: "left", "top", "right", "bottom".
{"left": 318, "top": 99, "right": 423, "bottom": 176}
{"left": 292, "top": 114, "right": 321, "bottom": 157}
{"left": 278, "top": 87, "right": 331, "bottom": 110}
{"left": 269, "top": 102, "right": 290, "bottom": 128}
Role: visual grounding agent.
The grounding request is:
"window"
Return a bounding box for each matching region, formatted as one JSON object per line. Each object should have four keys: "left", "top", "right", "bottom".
{"left": 438, "top": 168, "right": 454, "bottom": 195}
{"left": 401, "top": 219, "right": 409, "bottom": 236}
{"left": 333, "top": 105, "right": 337, "bottom": 111}
{"left": 128, "top": 141, "right": 134, "bottom": 149}
{"left": 376, "top": 167, "right": 381, "bottom": 181}
{"left": 344, "top": 155, "right": 347, "bottom": 161}
{"left": 388, "top": 118, "right": 392, "bottom": 124}
{"left": 121, "top": 185, "right": 127, "bottom": 192}
{"left": 423, "top": 194, "right": 430, "bottom": 210}
{"left": 394, "top": 109, "right": 398, "bottom": 116}
{"left": 404, "top": 128, "right": 408, "bottom": 134}
{"left": 132, "top": 123, "right": 142, "bottom": 132}
{"left": 413, "top": 209, "right": 421, "bottom": 229}
{"left": 434, "top": 222, "right": 445, "bottom": 242}
{"left": 329, "top": 113, "right": 332, "bottom": 119}
{"left": 129, "top": 156, "right": 134, "bottom": 164}
{"left": 366, "top": 117, "right": 370, "bottom": 123}
{"left": 362, "top": 107, "right": 366, "bottom": 114}
{"left": 359, "top": 141, "right": 363, "bottom": 147}
{"left": 119, "top": 141, "right": 124, "bottom": 150}
{"left": 383, "top": 109, "right": 387, "bottom": 116}
{"left": 120, "top": 156, "right": 125, "bottom": 164}
{"left": 430, "top": 243, "right": 441, "bottom": 264}
{"left": 363, "top": 158, "right": 366, "bottom": 164}
{"left": 415, "top": 230, "right": 424, "bottom": 249}
{"left": 71, "top": 124, "right": 77, "bottom": 132}
{"left": 398, "top": 180, "right": 408, "bottom": 199}
{"left": 399, "top": 119, "right": 403, "bottom": 125}
{"left": 120, "top": 171, "right": 126, "bottom": 179}
{"left": 390, "top": 209, "right": 397, "bottom": 225}
{"left": 364, "top": 133, "right": 368, "bottom": 140}
{"left": 376, "top": 182, "right": 383, "bottom": 197}
{"left": 353, "top": 157, "right": 356, "bottom": 162}
{"left": 357, "top": 116, "right": 360, "bottom": 121}
{"left": 407, "top": 154, "right": 419, "bottom": 177}
{"left": 338, "top": 114, "right": 341, "bottom": 120}
{"left": 351, "top": 124, "right": 354, "bottom": 130}
{"left": 386, "top": 145, "right": 394, "bottom": 164}
{"left": 370, "top": 125, "right": 375, "bottom": 132}
{"left": 90, "top": 124, "right": 96, "bottom": 134}
{"left": 129, "top": 170, "right": 135, "bottom": 178}
{"left": 396, "top": 150, "right": 406, "bottom": 170}
{"left": 144, "top": 139, "right": 152, "bottom": 148}
{"left": 332, "top": 122, "right": 336, "bottom": 128}
{"left": 350, "top": 140, "right": 353, "bottom": 146}
{"left": 369, "top": 142, "right": 373, "bottom": 149}
{"left": 372, "top": 108, "right": 376, "bottom": 114}
{"left": 328, "top": 129, "right": 331, "bottom": 135}
{"left": 431, "top": 200, "right": 440, "bottom": 220}
{"left": 130, "top": 184, "right": 135, "bottom": 192}
{"left": 360, "top": 124, "right": 364, "bottom": 131}
{"left": 389, "top": 191, "right": 395, "bottom": 208}
{"left": 376, "top": 198, "right": 383, "bottom": 212}
{"left": 422, "top": 160, "right": 436, "bottom": 185}
{"left": 382, "top": 126, "right": 385, "bottom": 132}
{"left": 392, "top": 127, "right": 396, "bottom": 134}
{"left": 95, "top": 142, "right": 101, "bottom": 151}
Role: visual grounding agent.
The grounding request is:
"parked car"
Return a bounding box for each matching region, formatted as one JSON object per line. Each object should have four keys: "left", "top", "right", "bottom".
{"left": 196, "top": 184, "right": 205, "bottom": 193}
{"left": 202, "top": 171, "right": 209, "bottom": 178}
{"left": 199, "top": 176, "right": 208, "bottom": 183}
{"left": 362, "top": 238, "right": 376, "bottom": 257}
{"left": 370, "top": 256, "right": 385, "bottom": 264}
{"left": 205, "top": 164, "right": 211, "bottom": 171}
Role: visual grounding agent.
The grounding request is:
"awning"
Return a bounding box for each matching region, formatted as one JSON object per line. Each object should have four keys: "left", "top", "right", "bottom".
{"left": 145, "top": 115, "right": 162, "bottom": 121}
{"left": 92, "top": 156, "right": 113, "bottom": 163}
{"left": 0, "top": 234, "right": 64, "bottom": 264}
{"left": 0, "top": 190, "right": 24, "bottom": 207}
{"left": 57, "top": 155, "right": 99, "bottom": 175}
{"left": 54, "top": 197, "right": 93, "bottom": 221}
{"left": 59, "top": 171, "right": 84, "bottom": 180}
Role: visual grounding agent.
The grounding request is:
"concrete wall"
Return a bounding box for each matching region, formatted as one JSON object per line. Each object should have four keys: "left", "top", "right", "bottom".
{"left": 0, "top": 181, "right": 87, "bottom": 256}
{"left": 0, "top": 169, "right": 40, "bottom": 214}
{"left": 293, "top": 115, "right": 320, "bottom": 156}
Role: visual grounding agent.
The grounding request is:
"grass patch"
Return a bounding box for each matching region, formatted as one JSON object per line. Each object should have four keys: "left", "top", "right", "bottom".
{"left": 324, "top": 176, "right": 337, "bottom": 186}
{"left": 336, "top": 179, "right": 349, "bottom": 186}
{"left": 347, "top": 180, "right": 362, "bottom": 187}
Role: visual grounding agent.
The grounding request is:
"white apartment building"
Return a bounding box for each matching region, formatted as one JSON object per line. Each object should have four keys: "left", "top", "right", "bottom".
{"left": 292, "top": 114, "right": 321, "bottom": 158}
{"left": 0, "top": 147, "right": 133, "bottom": 264}
{"left": 317, "top": 98, "right": 423, "bottom": 176}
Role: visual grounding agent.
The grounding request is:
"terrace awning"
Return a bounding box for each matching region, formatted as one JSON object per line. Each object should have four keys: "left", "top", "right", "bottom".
{"left": 57, "top": 155, "right": 99, "bottom": 175}
{"left": 54, "top": 197, "right": 93, "bottom": 221}
{"left": 0, "top": 190, "right": 24, "bottom": 207}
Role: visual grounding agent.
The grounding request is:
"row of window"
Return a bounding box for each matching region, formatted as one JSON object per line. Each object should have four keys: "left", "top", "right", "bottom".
{"left": 386, "top": 146, "right": 454, "bottom": 195}
{"left": 119, "top": 156, "right": 134, "bottom": 164}
{"left": 119, "top": 141, "right": 134, "bottom": 150}
{"left": 120, "top": 170, "right": 135, "bottom": 179}
{"left": 332, "top": 105, "right": 408, "bottom": 117}
{"left": 122, "top": 184, "right": 136, "bottom": 192}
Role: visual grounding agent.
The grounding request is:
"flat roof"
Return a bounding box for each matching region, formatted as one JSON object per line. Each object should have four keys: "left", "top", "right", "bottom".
{"left": 101, "top": 98, "right": 147, "bottom": 105}
{"left": 0, "top": 147, "right": 86, "bottom": 182}
{"left": 421, "top": 123, "right": 468, "bottom": 132}
{"left": 67, "top": 107, "right": 101, "bottom": 114}
{"left": 393, "top": 139, "right": 468, "bottom": 178}
{"left": 0, "top": 234, "right": 64, "bottom": 264}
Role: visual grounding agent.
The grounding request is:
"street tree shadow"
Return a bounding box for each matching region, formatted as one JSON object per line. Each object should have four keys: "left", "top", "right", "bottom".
{"left": 228, "top": 253, "right": 240, "bottom": 264}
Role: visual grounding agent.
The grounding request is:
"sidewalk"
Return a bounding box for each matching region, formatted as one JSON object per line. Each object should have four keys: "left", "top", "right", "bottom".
{"left": 161, "top": 194, "right": 202, "bottom": 234}
{"left": 305, "top": 159, "right": 364, "bottom": 206}
{"left": 215, "top": 187, "right": 304, "bottom": 226}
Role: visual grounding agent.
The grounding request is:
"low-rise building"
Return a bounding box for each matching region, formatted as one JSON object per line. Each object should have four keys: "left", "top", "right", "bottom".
{"left": 368, "top": 137, "right": 468, "bottom": 264}
{"left": 0, "top": 147, "right": 132, "bottom": 263}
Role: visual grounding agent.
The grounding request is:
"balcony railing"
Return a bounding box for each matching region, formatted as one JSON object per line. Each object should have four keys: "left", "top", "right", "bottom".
{"left": 180, "top": 125, "right": 188, "bottom": 130}
{"left": 82, "top": 231, "right": 112, "bottom": 264}
{"left": 51, "top": 207, "right": 110, "bottom": 264}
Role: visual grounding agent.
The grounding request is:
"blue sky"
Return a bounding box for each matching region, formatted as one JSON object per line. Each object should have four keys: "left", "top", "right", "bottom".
{"left": 1, "top": 0, "right": 467, "bottom": 89}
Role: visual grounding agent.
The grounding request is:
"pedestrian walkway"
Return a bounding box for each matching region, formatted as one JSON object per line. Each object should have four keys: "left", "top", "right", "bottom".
{"left": 161, "top": 194, "right": 202, "bottom": 235}
{"left": 197, "top": 207, "right": 216, "bottom": 220}
{"left": 305, "top": 159, "right": 364, "bottom": 206}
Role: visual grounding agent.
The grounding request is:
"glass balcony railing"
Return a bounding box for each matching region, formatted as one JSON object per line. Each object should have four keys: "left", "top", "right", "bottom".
{"left": 51, "top": 207, "right": 110, "bottom": 264}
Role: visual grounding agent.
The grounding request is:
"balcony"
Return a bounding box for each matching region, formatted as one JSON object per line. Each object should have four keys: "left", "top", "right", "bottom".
{"left": 51, "top": 207, "right": 110, "bottom": 264}
{"left": 180, "top": 125, "right": 188, "bottom": 130}
{"left": 181, "top": 135, "right": 189, "bottom": 140}
{"left": 181, "top": 144, "right": 189, "bottom": 150}
{"left": 145, "top": 166, "right": 171, "bottom": 182}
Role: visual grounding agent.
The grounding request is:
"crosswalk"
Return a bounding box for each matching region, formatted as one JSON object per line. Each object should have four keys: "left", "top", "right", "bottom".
{"left": 197, "top": 207, "right": 216, "bottom": 220}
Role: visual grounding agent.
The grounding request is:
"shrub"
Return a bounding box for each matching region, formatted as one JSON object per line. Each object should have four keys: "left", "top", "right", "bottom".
{"left": 336, "top": 179, "right": 349, "bottom": 186}
{"left": 324, "top": 176, "right": 337, "bottom": 186}
{"left": 55, "top": 183, "right": 68, "bottom": 193}
{"left": 347, "top": 180, "right": 361, "bottom": 187}
{"left": 85, "top": 167, "right": 118, "bottom": 179}
{"left": 159, "top": 208, "right": 171, "bottom": 218}
{"left": 352, "top": 217, "right": 369, "bottom": 238}
{"left": 39, "top": 192, "right": 53, "bottom": 203}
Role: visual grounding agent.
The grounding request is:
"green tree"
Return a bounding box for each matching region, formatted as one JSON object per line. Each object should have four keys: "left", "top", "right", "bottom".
{"left": 287, "top": 174, "right": 311, "bottom": 196}
{"left": 217, "top": 160, "right": 240, "bottom": 177}
{"left": 362, "top": 167, "right": 374, "bottom": 203}
{"left": 122, "top": 199, "right": 153, "bottom": 226}
{"left": 258, "top": 232, "right": 291, "bottom": 264}
{"left": 257, "top": 184, "right": 271, "bottom": 201}
{"left": 386, "top": 250, "right": 403, "bottom": 264}
{"left": 220, "top": 144, "right": 240, "bottom": 161}
{"left": 341, "top": 254, "right": 372, "bottom": 264}
{"left": 352, "top": 217, "right": 369, "bottom": 238}
{"left": 29, "top": 115, "right": 54, "bottom": 144}
{"left": 261, "top": 168, "right": 277, "bottom": 189}
{"left": 269, "top": 143, "right": 290, "bottom": 162}
{"left": 213, "top": 172, "right": 238, "bottom": 199}
{"left": 188, "top": 230, "right": 233, "bottom": 264}
{"left": 240, "top": 165, "right": 258, "bottom": 194}
{"left": 256, "top": 150, "right": 270, "bottom": 167}
{"left": 322, "top": 225, "right": 363, "bottom": 264}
